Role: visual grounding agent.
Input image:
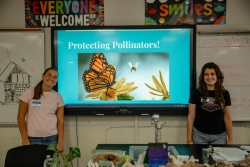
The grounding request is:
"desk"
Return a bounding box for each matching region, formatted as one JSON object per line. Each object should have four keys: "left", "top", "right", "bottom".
{"left": 96, "top": 144, "right": 247, "bottom": 164}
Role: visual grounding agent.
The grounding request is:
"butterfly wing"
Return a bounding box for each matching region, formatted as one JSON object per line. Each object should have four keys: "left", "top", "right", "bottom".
{"left": 82, "top": 69, "right": 98, "bottom": 82}
{"left": 83, "top": 53, "right": 116, "bottom": 93}
{"left": 84, "top": 77, "right": 111, "bottom": 93}
{"left": 83, "top": 60, "right": 103, "bottom": 92}
{"left": 89, "top": 53, "right": 108, "bottom": 74}
{"left": 84, "top": 67, "right": 116, "bottom": 93}
{"left": 98, "top": 65, "right": 116, "bottom": 85}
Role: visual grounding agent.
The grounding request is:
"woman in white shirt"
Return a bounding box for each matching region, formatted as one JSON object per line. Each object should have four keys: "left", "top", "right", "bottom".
{"left": 17, "top": 67, "right": 64, "bottom": 152}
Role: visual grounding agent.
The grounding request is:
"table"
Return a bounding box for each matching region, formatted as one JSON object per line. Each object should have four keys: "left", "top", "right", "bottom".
{"left": 96, "top": 144, "right": 248, "bottom": 165}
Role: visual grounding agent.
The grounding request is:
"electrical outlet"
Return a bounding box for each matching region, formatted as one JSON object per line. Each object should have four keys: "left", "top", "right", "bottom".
{"left": 177, "top": 155, "right": 189, "bottom": 162}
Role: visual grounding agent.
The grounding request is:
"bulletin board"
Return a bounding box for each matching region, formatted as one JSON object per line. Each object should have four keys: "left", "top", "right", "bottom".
{"left": 197, "top": 33, "right": 250, "bottom": 121}
{"left": 0, "top": 29, "right": 45, "bottom": 124}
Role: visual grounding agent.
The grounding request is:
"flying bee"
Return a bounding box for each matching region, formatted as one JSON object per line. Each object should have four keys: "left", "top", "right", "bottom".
{"left": 128, "top": 62, "right": 139, "bottom": 72}
{"left": 20, "top": 57, "right": 25, "bottom": 62}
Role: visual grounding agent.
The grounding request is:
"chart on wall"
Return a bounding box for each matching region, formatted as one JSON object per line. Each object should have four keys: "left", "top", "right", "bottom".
{"left": 0, "top": 30, "right": 44, "bottom": 124}
{"left": 197, "top": 34, "right": 250, "bottom": 121}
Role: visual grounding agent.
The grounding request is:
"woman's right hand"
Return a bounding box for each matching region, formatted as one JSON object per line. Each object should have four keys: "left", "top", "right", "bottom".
{"left": 22, "top": 139, "right": 30, "bottom": 145}
{"left": 187, "top": 141, "right": 194, "bottom": 144}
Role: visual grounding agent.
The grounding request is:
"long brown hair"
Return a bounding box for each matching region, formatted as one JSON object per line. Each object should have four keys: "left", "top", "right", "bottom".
{"left": 32, "top": 67, "right": 58, "bottom": 100}
{"left": 198, "top": 62, "right": 226, "bottom": 110}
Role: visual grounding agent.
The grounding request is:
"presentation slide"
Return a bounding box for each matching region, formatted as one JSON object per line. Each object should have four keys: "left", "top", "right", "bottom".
{"left": 55, "top": 28, "right": 191, "bottom": 107}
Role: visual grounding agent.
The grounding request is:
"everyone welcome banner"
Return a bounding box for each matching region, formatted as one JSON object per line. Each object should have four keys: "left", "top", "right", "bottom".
{"left": 25, "top": 0, "right": 104, "bottom": 28}
{"left": 145, "top": 0, "right": 226, "bottom": 25}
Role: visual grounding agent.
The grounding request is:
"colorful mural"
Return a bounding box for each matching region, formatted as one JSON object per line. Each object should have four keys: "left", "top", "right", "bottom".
{"left": 145, "top": 0, "right": 226, "bottom": 25}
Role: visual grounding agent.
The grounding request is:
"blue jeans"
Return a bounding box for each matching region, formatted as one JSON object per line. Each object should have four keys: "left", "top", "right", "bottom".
{"left": 28, "top": 134, "right": 58, "bottom": 146}
{"left": 192, "top": 127, "right": 227, "bottom": 144}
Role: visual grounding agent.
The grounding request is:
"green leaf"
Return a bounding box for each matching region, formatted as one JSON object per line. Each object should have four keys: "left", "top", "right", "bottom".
{"left": 52, "top": 163, "right": 58, "bottom": 167}
{"left": 117, "top": 94, "right": 133, "bottom": 100}
{"left": 163, "top": 96, "right": 170, "bottom": 100}
{"left": 46, "top": 144, "right": 56, "bottom": 151}
{"left": 71, "top": 147, "right": 81, "bottom": 157}
{"left": 49, "top": 146, "right": 81, "bottom": 166}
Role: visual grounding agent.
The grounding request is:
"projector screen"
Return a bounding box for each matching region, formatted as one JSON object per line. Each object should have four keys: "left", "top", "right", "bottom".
{"left": 51, "top": 25, "right": 196, "bottom": 115}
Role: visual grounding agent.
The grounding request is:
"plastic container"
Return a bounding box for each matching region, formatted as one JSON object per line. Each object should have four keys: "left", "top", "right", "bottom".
{"left": 43, "top": 155, "right": 52, "bottom": 167}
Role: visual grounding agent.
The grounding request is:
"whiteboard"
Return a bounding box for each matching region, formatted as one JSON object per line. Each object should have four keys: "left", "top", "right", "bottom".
{"left": 0, "top": 30, "right": 44, "bottom": 124}
{"left": 197, "top": 34, "right": 250, "bottom": 121}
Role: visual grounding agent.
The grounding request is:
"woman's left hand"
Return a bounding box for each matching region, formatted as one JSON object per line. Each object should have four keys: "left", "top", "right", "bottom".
{"left": 56, "top": 142, "right": 64, "bottom": 152}
{"left": 227, "top": 140, "right": 233, "bottom": 145}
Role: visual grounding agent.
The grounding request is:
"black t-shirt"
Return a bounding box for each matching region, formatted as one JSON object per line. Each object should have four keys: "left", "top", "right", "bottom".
{"left": 189, "top": 89, "right": 231, "bottom": 134}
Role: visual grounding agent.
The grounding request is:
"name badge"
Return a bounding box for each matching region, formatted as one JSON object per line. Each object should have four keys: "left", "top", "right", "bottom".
{"left": 32, "top": 101, "right": 41, "bottom": 107}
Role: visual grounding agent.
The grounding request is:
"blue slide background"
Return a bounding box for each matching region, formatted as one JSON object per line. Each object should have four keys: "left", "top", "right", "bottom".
{"left": 56, "top": 28, "right": 191, "bottom": 105}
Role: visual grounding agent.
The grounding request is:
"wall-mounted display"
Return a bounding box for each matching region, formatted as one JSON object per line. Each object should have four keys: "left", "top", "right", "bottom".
{"left": 51, "top": 25, "right": 196, "bottom": 115}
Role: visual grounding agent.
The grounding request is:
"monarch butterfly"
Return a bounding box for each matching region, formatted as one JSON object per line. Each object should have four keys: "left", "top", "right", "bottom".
{"left": 82, "top": 53, "right": 116, "bottom": 93}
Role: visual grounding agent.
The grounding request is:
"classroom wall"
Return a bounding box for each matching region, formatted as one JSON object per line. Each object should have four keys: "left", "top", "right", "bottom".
{"left": 1, "top": 0, "right": 250, "bottom": 166}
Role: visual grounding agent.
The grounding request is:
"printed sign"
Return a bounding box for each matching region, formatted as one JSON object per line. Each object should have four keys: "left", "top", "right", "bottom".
{"left": 25, "top": 0, "right": 104, "bottom": 27}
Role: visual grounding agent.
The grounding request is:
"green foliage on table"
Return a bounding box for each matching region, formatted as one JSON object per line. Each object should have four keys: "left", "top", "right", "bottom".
{"left": 47, "top": 144, "right": 81, "bottom": 167}
{"left": 117, "top": 93, "right": 134, "bottom": 100}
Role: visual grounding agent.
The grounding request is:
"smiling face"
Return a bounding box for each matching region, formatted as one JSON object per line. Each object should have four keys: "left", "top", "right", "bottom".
{"left": 42, "top": 69, "right": 58, "bottom": 90}
{"left": 204, "top": 68, "right": 217, "bottom": 90}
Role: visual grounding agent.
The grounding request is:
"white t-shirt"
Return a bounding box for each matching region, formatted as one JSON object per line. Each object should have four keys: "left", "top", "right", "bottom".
{"left": 19, "top": 87, "right": 64, "bottom": 137}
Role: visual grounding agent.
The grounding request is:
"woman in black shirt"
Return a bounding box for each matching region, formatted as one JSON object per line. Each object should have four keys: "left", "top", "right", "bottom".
{"left": 187, "top": 62, "right": 233, "bottom": 144}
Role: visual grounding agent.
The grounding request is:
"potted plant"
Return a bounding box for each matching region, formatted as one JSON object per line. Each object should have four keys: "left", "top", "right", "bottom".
{"left": 46, "top": 144, "right": 81, "bottom": 167}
